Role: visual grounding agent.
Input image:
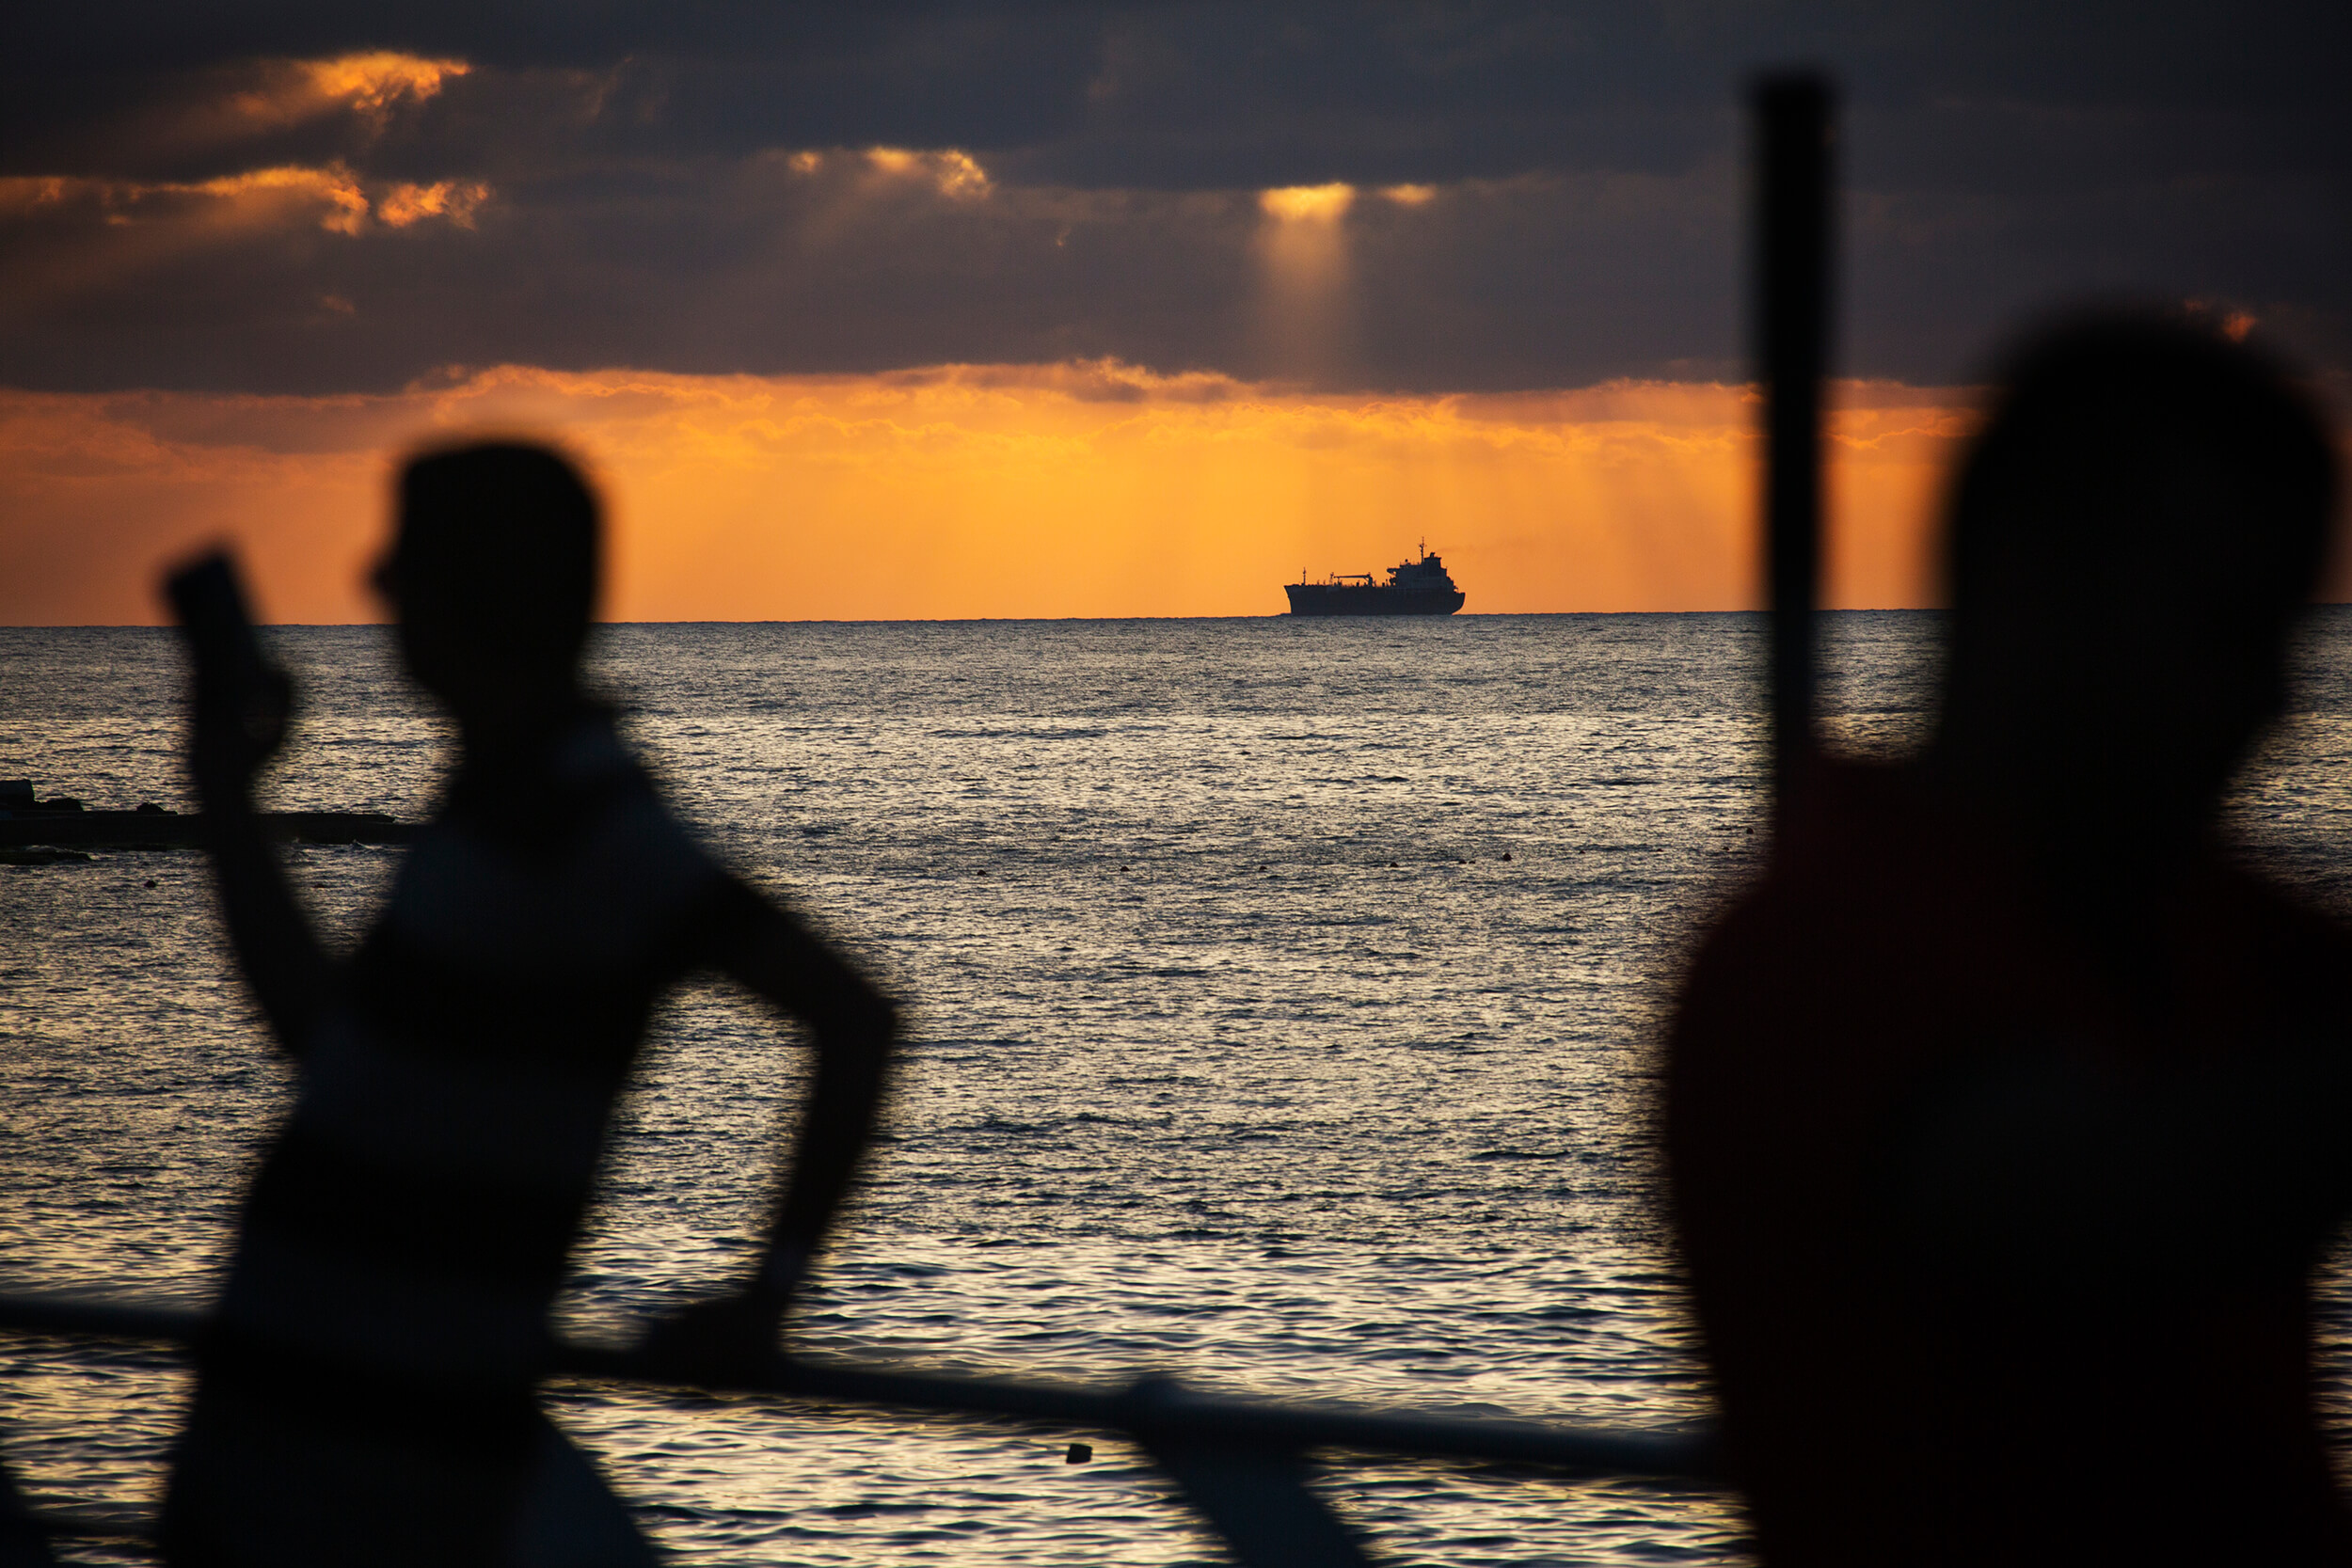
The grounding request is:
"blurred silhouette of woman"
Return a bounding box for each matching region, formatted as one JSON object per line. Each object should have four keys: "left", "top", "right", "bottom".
{"left": 162, "top": 443, "right": 897, "bottom": 1567}
{"left": 1667, "top": 314, "right": 2349, "bottom": 1566}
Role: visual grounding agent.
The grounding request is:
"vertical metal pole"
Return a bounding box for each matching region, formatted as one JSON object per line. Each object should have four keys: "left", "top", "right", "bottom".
{"left": 1143, "top": 1438, "right": 1383, "bottom": 1568}
{"left": 1755, "top": 74, "right": 1832, "bottom": 812}
{"left": 1122, "top": 1375, "right": 1384, "bottom": 1568}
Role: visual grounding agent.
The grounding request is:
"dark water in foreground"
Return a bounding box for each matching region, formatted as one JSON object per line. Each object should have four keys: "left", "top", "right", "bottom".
{"left": 5, "top": 610, "right": 2352, "bottom": 1565}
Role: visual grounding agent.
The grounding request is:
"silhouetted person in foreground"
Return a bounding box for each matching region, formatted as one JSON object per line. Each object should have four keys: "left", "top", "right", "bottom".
{"left": 1667, "top": 316, "right": 2347, "bottom": 1565}
{"left": 0, "top": 1462, "right": 56, "bottom": 1566}
{"left": 162, "top": 443, "right": 897, "bottom": 1567}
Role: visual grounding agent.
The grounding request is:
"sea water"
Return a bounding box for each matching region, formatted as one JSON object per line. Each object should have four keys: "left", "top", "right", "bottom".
{"left": 5, "top": 610, "right": 2352, "bottom": 1566}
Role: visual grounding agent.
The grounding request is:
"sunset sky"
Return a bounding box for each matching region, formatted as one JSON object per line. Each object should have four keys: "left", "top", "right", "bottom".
{"left": 6, "top": 4, "right": 2346, "bottom": 622}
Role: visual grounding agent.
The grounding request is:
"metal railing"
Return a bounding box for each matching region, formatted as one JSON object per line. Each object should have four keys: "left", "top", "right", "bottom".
{"left": 0, "top": 1289, "right": 1715, "bottom": 1567}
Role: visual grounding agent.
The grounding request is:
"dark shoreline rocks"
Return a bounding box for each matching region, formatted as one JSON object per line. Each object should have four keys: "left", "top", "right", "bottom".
{"left": 0, "top": 809, "right": 411, "bottom": 850}
{"left": 0, "top": 847, "right": 95, "bottom": 865}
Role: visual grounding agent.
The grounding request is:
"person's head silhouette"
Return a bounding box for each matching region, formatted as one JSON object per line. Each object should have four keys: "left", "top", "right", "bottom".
{"left": 1931, "top": 313, "right": 2339, "bottom": 873}
{"left": 373, "top": 442, "right": 599, "bottom": 740}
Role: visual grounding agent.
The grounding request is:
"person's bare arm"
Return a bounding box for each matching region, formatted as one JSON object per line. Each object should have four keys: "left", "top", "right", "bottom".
{"left": 168, "top": 555, "right": 331, "bottom": 1059}
{"left": 641, "top": 887, "right": 897, "bottom": 1374}
{"left": 198, "top": 774, "right": 331, "bottom": 1059}
{"left": 721, "top": 895, "right": 898, "bottom": 1299}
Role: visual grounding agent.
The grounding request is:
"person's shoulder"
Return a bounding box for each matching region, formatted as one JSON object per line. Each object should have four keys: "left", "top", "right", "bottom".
{"left": 1697, "top": 761, "right": 1949, "bottom": 940}
{"left": 1677, "top": 759, "right": 2028, "bottom": 1024}
{"left": 577, "top": 739, "right": 810, "bottom": 949}
{"left": 560, "top": 715, "right": 736, "bottom": 889}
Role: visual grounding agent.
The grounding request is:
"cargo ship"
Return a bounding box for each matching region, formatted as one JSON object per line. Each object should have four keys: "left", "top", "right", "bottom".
{"left": 1283, "top": 545, "right": 1465, "bottom": 615}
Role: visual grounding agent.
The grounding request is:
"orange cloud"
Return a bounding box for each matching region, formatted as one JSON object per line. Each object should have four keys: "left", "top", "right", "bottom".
{"left": 198, "top": 165, "right": 373, "bottom": 234}
{"left": 0, "top": 165, "right": 362, "bottom": 231}
{"left": 292, "top": 53, "right": 470, "bottom": 124}
{"left": 0, "top": 50, "right": 485, "bottom": 307}
{"left": 1260, "top": 183, "right": 1355, "bottom": 223}
{"left": 0, "top": 364, "right": 1993, "bottom": 626}
{"left": 0, "top": 164, "right": 487, "bottom": 239}
{"left": 375, "top": 180, "right": 492, "bottom": 230}
{"left": 859, "top": 148, "right": 993, "bottom": 200}
{"left": 86, "top": 52, "right": 471, "bottom": 171}
{"left": 200, "top": 52, "right": 471, "bottom": 144}
{"left": 774, "top": 148, "right": 995, "bottom": 201}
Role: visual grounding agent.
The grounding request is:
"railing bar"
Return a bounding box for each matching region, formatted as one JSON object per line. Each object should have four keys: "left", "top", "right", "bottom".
{"left": 0, "top": 1298, "right": 199, "bottom": 1347}
{"left": 733, "top": 1362, "right": 1714, "bottom": 1478}
{"left": 0, "top": 1292, "right": 1714, "bottom": 1481}
{"left": 22, "top": 1508, "right": 151, "bottom": 1541}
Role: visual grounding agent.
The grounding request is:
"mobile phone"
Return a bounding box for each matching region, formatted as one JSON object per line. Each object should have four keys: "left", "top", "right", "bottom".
{"left": 166, "top": 551, "right": 287, "bottom": 746}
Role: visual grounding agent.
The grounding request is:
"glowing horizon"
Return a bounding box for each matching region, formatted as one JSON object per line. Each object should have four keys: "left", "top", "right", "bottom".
{"left": 0, "top": 357, "right": 2079, "bottom": 626}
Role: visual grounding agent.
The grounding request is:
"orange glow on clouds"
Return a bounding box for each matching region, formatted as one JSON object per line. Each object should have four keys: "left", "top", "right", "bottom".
{"left": 0, "top": 362, "right": 1981, "bottom": 625}
{"left": 0, "top": 52, "right": 485, "bottom": 258}
{"left": 289, "top": 53, "right": 470, "bottom": 123}
{"left": 136, "top": 52, "right": 469, "bottom": 165}
{"left": 0, "top": 165, "right": 487, "bottom": 238}
{"left": 1259, "top": 184, "right": 1355, "bottom": 223}
{"left": 856, "top": 148, "right": 993, "bottom": 199}
{"left": 374, "top": 180, "right": 491, "bottom": 229}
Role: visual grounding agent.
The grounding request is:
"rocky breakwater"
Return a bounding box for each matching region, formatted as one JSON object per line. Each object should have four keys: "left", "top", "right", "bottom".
{"left": 0, "top": 778, "right": 411, "bottom": 856}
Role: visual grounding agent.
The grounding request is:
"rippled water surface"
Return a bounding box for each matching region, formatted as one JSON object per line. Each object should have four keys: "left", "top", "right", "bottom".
{"left": 5, "top": 611, "right": 2352, "bottom": 1565}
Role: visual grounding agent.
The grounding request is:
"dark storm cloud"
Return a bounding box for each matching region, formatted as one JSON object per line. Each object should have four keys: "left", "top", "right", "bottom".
{"left": 2, "top": 2, "right": 2345, "bottom": 394}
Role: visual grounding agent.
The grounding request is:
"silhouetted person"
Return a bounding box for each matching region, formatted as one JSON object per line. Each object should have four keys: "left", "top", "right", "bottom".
{"left": 161, "top": 443, "right": 897, "bottom": 1567}
{"left": 0, "top": 1460, "right": 56, "bottom": 1567}
{"left": 1667, "top": 316, "right": 2346, "bottom": 1565}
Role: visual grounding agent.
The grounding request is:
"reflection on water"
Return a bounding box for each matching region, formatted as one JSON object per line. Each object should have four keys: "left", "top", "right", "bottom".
{"left": 3, "top": 611, "right": 2350, "bottom": 1564}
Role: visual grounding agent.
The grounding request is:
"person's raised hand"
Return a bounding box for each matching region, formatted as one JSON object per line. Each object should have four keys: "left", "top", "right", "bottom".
{"left": 165, "top": 552, "right": 295, "bottom": 803}
{"left": 190, "top": 663, "right": 294, "bottom": 800}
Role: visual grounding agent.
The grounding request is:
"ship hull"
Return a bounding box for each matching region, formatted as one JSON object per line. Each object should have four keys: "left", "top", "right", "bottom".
{"left": 1284, "top": 585, "right": 1465, "bottom": 616}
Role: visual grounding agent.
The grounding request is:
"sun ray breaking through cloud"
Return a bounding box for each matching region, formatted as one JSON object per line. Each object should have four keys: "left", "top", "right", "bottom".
{"left": 1256, "top": 184, "right": 1359, "bottom": 383}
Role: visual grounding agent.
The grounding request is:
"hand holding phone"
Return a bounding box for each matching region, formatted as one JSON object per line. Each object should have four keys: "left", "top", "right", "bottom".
{"left": 165, "top": 551, "right": 294, "bottom": 796}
